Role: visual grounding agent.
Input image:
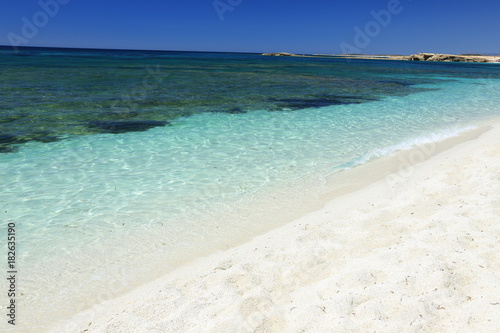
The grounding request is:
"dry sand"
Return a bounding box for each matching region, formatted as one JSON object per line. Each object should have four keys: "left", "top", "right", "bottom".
{"left": 51, "top": 120, "right": 500, "bottom": 333}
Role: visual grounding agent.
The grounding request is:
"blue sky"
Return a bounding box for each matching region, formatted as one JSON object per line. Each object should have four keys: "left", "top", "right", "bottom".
{"left": 1, "top": 0, "right": 499, "bottom": 54}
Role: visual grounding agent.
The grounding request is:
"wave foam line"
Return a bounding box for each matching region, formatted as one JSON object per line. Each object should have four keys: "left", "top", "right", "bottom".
{"left": 338, "top": 125, "right": 477, "bottom": 171}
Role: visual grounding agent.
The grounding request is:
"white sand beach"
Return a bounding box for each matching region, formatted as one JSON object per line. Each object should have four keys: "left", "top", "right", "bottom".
{"left": 51, "top": 119, "right": 500, "bottom": 333}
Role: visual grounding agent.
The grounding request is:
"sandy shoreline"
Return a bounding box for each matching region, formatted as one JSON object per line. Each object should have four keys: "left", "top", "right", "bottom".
{"left": 48, "top": 119, "right": 500, "bottom": 333}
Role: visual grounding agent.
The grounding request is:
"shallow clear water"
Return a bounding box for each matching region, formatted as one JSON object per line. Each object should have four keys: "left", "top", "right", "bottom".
{"left": 1, "top": 47, "right": 500, "bottom": 331}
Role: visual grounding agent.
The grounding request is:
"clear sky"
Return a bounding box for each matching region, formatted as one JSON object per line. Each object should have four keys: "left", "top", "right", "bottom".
{"left": 1, "top": 0, "right": 499, "bottom": 54}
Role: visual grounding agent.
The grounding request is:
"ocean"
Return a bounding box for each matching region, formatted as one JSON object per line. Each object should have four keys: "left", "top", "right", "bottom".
{"left": 1, "top": 46, "right": 499, "bottom": 331}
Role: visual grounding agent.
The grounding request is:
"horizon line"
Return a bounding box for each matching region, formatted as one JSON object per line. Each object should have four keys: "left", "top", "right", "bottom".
{"left": 1, "top": 45, "right": 499, "bottom": 56}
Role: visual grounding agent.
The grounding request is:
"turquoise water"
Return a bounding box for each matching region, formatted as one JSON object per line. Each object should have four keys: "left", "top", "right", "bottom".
{"left": 1, "top": 47, "right": 500, "bottom": 331}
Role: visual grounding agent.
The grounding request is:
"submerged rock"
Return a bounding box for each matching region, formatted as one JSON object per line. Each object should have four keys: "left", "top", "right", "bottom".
{"left": 269, "top": 95, "right": 377, "bottom": 110}
{"left": 31, "top": 131, "right": 61, "bottom": 143}
{"left": 0, "top": 134, "right": 21, "bottom": 154}
{"left": 0, "top": 134, "right": 19, "bottom": 144}
{"left": 0, "top": 146, "right": 18, "bottom": 153}
{"left": 87, "top": 120, "right": 169, "bottom": 134}
{"left": 378, "top": 80, "right": 413, "bottom": 86}
{"left": 212, "top": 107, "right": 246, "bottom": 114}
{"left": 0, "top": 132, "right": 61, "bottom": 153}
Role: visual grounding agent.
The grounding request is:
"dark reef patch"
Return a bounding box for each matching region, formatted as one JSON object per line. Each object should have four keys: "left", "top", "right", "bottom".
{"left": 0, "top": 146, "right": 18, "bottom": 153}
{"left": 87, "top": 120, "right": 169, "bottom": 134}
{"left": 378, "top": 80, "right": 414, "bottom": 86}
{"left": 0, "top": 132, "right": 62, "bottom": 153}
{"left": 0, "top": 134, "right": 21, "bottom": 144}
{"left": 269, "top": 95, "right": 379, "bottom": 110}
{"left": 211, "top": 107, "right": 247, "bottom": 114}
{"left": 31, "top": 131, "right": 61, "bottom": 143}
{"left": 0, "top": 134, "right": 22, "bottom": 154}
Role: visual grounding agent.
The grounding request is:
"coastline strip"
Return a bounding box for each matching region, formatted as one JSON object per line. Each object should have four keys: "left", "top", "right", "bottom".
{"left": 48, "top": 117, "right": 500, "bottom": 333}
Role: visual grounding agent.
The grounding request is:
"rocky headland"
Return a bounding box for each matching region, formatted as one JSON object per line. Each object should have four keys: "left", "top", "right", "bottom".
{"left": 262, "top": 52, "right": 500, "bottom": 63}
{"left": 392, "top": 53, "right": 500, "bottom": 63}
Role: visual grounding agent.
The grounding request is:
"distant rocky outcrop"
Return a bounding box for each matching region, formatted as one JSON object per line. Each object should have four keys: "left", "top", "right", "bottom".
{"left": 260, "top": 52, "right": 500, "bottom": 63}
{"left": 262, "top": 52, "right": 295, "bottom": 56}
{"left": 395, "top": 53, "right": 498, "bottom": 63}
